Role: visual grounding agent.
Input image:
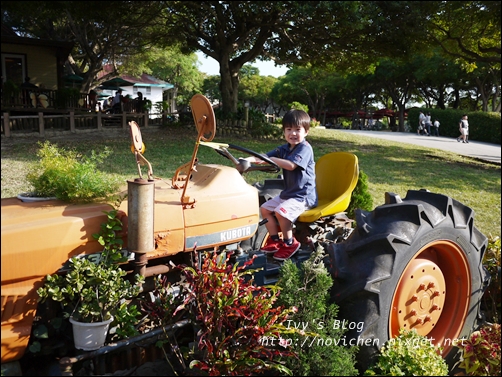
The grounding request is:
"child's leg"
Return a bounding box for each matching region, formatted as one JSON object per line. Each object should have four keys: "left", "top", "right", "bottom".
{"left": 275, "top": 213, "right": 294, "bottom": 242}
{"left": 260, "top": 206, "right": 280, "bottom": 237}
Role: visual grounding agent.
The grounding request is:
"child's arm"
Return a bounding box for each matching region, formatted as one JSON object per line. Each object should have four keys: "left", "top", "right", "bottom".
{"left": 242, "top": 156, "right": 296, "bottom": 170}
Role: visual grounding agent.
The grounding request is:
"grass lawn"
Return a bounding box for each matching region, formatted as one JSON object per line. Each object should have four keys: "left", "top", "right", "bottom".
{"left": 1, "top": 125, "right": 500, "bottom": 238}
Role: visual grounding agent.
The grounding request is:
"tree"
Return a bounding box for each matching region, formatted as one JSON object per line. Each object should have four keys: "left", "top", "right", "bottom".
{"left": 426, "top": 1, "right": 501, "bottom": 66}
{"left": 153, "top": 1, "right": 379, "bottom": 114}
{"left": 414, "top": 50, "right": 466, "bottom": 109}
{"left": 373, "top": 58, "right": 421, "bottom": 131}
{"left": 121, "top": 46, "right": 204, "bottom": 113}
{"left": 239, "top": 68, "right": 278, "bottom": 113}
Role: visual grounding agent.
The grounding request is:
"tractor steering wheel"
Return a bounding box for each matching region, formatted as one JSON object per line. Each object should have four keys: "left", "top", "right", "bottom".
{"left": 213, "top": 143, "right": 280, "bottom": 174}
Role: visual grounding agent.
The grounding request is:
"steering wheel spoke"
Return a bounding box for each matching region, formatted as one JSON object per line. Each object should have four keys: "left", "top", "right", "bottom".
{"left": 200, "top": 141, "right": 280, "bottom": 174}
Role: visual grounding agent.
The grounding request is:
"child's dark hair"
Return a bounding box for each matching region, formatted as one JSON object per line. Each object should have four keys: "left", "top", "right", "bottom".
{"left": 282, "top": 109, "right": 311, "bottom": 132}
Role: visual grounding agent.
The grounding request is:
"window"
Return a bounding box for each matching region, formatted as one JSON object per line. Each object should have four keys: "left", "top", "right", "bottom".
{"left": 1, "top": 53, "right": 26, "bottom": 85}
{"left": 133, "top": 86, "right": 151, "bottom": 96}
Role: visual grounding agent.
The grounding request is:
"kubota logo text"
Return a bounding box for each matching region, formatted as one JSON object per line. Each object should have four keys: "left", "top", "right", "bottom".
{"left": 220, "top": 226, "right": 252, "bottom": 241}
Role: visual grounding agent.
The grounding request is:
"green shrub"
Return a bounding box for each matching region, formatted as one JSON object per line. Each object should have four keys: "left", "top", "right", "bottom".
{"left": 275, "top": 246, "right": 359, "bottom": 376}
{"left": 289, "top": 102, "right": 309, "bottom": 113}
{"left": 364, "top": 328, "right": 449, "bottom": 376}
{"left": 347, "top": 170, "right": 373, "bottom": 219}
{"left": 248, "top": 121, "right": 283, "bottom": 138}
{"left": 27, "top": 141, "right": 122, "bottom": 202}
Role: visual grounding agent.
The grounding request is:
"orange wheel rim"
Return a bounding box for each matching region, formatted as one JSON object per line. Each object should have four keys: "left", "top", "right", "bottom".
{"left": 389, "top": 240, "right": 470, "bottom": 356}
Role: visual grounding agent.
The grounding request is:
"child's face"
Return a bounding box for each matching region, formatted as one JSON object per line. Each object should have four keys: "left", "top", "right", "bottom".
{"left": 283, "top": 124, "right": 308, "bottom": 146}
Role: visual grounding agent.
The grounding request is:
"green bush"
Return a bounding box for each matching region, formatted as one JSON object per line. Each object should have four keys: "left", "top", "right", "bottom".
{"left": 248, "top": 121, "right": 283, "bottom": 138}
{"left": 347, "top": 170, "right": 373, "bottom": 219}
{"left": 275, "top": 246, "right": 359, "bottom": 376}
{"left": 364, "top": 328, "right": 449, "bottom": 376}
{"left": 27, "top": 141, "right": 122, "bottom": 202}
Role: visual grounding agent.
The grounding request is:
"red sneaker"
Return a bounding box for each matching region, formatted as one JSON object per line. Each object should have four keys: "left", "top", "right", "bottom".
{"left": 260, "top": 238, "right": 283, "bottom": 254}
{"left": 273, "top": 239, "right": 301, "bottom": 261}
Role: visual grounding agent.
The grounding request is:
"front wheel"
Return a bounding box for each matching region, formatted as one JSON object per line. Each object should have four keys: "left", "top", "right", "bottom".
{"left": 328, "top": 190, "right": 489, "bottom": 372}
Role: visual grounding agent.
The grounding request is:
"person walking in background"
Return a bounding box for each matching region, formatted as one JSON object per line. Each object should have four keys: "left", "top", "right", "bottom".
{"left": 424, "top": 112, "right": 432, "bottom": 136}
{"left": 418, "top": 111, "right": 426, "bottom": 135}
{"left": 457, "top": 114, "right": 469, "bottom": 143}
{"left": 433, "top": 118, "right": 440, "bottom": 136}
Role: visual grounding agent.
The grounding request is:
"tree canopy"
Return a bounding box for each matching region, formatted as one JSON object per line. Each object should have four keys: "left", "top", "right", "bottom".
{"left": 2, "top": 1, "right": 500, "bottom": 117}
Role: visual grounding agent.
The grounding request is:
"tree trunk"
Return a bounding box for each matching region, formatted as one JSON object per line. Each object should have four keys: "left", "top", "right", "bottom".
{"left": 219, "top": 60, "right": 240, "bottom": 113}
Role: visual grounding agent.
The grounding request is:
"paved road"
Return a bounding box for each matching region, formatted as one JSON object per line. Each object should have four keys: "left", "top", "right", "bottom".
{"left": 334, "top": 129, "right": 501, "bottom": 165}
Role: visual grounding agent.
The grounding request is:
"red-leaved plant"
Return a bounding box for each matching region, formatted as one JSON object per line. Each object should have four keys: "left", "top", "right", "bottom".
{"left": 453, "top": 323, "right": 501, "bottom": 376}
{"left": 143, "top": 251, "right": 304, "bottom": 376}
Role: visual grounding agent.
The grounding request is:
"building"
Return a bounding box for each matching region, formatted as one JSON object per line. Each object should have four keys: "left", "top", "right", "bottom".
{"left": 97, "top": 65, "right": 174, "bottom": 114}
{"left": 1, "top": 24, "right": 74, "bottom": 91}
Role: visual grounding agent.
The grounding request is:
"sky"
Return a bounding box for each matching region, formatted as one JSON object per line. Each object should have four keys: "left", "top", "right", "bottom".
{"left": 196, "top": 52, "right": 288, "bottom": 78}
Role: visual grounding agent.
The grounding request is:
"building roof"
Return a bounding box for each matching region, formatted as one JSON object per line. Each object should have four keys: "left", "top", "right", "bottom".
{"left": 98, "top": 64, "right": 173, "bottom": 89}
{"left": 121, "top": 73, "right": 174, "bottom": 89}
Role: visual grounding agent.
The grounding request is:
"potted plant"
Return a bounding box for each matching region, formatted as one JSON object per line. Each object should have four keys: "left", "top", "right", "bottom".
{"left": 37, "top": 210, "right": 144, "bottom": 350}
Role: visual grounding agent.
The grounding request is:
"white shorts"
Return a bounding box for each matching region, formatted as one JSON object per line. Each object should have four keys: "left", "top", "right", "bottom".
{"left": 261, "top": 196, "right": 307, "bottom": 223}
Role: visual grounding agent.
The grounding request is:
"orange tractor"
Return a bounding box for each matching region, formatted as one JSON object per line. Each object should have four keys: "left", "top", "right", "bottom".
{"left": 1, "top": 95, "right": 488, "bottom": 374}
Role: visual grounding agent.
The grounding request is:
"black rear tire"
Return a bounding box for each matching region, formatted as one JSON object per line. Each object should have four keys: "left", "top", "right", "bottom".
{"left": 327, "top": 189, "right": 489, "bottom": 372}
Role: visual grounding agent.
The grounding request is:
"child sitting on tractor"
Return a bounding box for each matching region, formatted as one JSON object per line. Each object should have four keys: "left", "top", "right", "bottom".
{"left": 244, "top": 109, "right": 317, "bottom": 260}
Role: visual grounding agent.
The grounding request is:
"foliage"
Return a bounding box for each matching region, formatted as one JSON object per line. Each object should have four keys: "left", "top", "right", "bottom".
{"left": 275, "top": 246, "right": 359, "bottom": 376}
{"left": 93, "top": 209, "right": 128, "bottom": 265}
{"left": 122, "top": 46, "right": 204, "bottom": 111}
{"left": 54, "top": 88, "right": 81, "bottom": 108}
{"left": 37, "top": 209, "right": 144, "bottom": 324}
{"left": 364, "top": 328, "right": 449, "bottom": 376}
{"left": 289, "top": 101, "right": 309, "bottom": 113}
{"left": 425, "top": 1, "right": 501, "bottom": 66}
{"left": 109, "top": 301, "right": 142, "bottom": 341}
{"left": 36, "top": 256, "right": 143, "bottom": 324}
{"left": 482, "top": 235, "right": 501, "bottom": 323}
{"left": 347, "top": 170, "right": 373, "bottom": 219}
{"left": 310, "top": 118, "right": 321, "bottom": 128}
{"left": 453, "top": 323, "right": 501, "bottom": 376}
{"left": 1, "top": 80, "right": 21, "bottom": 105}
{"left": 26, "top": 141, "right": 122, "bottom": 202}
{"left": 153, "top": 100, "right": 170, "bottom": 114}
{"left": 248, "top": 121, "right": 283, "bottom": 139}
{"left": 143, "top": 252, "right": 302, "bottom": 376}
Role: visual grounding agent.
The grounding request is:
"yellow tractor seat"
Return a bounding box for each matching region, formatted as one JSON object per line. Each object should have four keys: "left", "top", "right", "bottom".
{"left": 298, "top": 152, "right": 359, "bottom": 223}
